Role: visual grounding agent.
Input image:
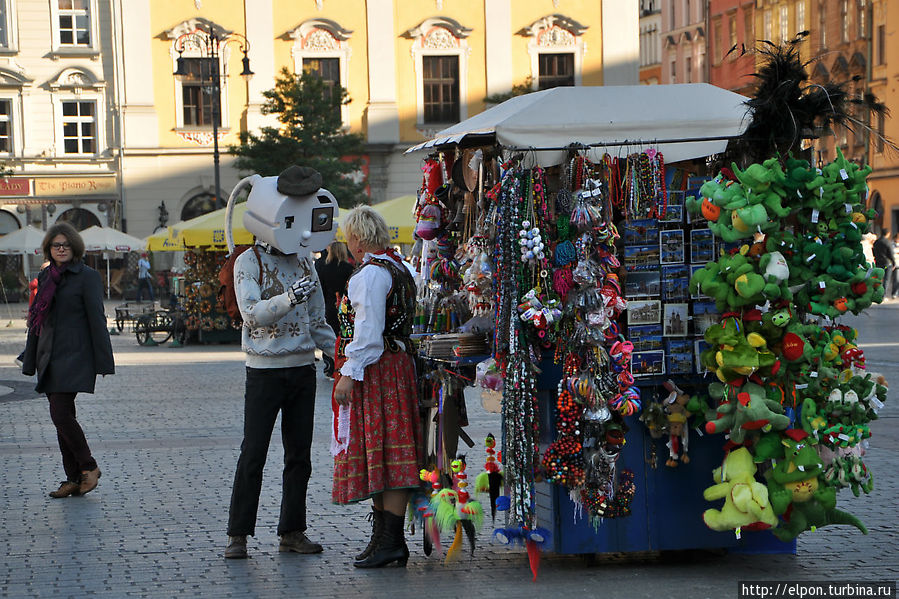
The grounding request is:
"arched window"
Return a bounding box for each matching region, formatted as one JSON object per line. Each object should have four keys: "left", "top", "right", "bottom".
{"left": 180, "top": 192, "right": 218, "bottom": 221}
{"left": 0, "top": 209, "right": 19, "bottom": 234}
{"left": 56, "top": 207, "right": 100, "bottom": 231}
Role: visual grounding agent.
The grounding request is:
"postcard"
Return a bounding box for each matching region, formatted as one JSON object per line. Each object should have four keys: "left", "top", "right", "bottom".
{"left": 663, "top": 302, "right": 689, "bottom": 337}
{"left": 628, "top": 299, "right": 662, "bottom": 325}
{"left": 660, "top": 229, "right": 685, "bottom": 265}
{"left": 625, "top": 271, "right": 661, "bottom": 298}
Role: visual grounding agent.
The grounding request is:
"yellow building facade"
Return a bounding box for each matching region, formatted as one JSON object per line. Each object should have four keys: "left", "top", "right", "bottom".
{"left": 117, "top": 0, "right": 637, "bottom": 237}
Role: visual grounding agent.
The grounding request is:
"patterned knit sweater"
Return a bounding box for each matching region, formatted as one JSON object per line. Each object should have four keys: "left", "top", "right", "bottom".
{"left": 234, "top": 246, "right": 336, "bottom": 369}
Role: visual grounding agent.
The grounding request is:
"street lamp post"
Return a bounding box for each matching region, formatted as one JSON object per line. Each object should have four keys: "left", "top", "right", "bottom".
{"left": 173, "top": 24, "right": 254, "bottom": 208}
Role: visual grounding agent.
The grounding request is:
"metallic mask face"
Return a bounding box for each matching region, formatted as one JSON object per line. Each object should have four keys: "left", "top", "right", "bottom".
{"left": 242, "top": 175, "right": 338, "bottom": 254}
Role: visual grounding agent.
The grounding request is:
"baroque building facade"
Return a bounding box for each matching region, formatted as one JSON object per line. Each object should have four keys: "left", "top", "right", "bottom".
{"left": 0, "top": 0, "right": 639, "bottom": 240}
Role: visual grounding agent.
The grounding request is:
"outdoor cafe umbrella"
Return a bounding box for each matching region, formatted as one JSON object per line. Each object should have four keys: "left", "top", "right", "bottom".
{"left": 0, "top": 225, "right": 44, "bottom": 255}
{"left": 80, "top": 225, "right": 147, "bottom": 299}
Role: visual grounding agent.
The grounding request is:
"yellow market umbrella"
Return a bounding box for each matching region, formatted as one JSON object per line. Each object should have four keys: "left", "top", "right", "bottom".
{"left": 335, "top": 195, "right": 417, "bottom": 245}
{"left": 171, "top": 202, "right": 254, "bottom": 249}
{"left": 145, "top": 227, "right": 186, "bottom": 252}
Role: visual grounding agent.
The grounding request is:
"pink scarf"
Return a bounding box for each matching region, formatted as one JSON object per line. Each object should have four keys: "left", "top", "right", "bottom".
{"left": 27, "top": 263, "right": 63, "bottom": 335}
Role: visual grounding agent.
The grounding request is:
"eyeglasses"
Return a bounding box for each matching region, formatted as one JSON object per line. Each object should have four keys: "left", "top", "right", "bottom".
{"left": 51, "top": 242, "right": 71, "bottom": 250}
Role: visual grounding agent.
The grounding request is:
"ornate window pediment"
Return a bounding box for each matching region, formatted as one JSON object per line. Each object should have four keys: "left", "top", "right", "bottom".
{"left": 405, "top": 17, "right": 472, "bottom": 46}
{"left": 831, "top": 54, "right": 850, "bottom": 76}
{"left": 49, "top": 67, "right": 104, "bottom": 92}
{"left": 164, "top": 17, "right": 232, "bottom": 43}
{"left": 287, "top": 18, "right": 352, "bottom": 51}
{"left": 519, "top": 14, "right": 588, "bottom": 40}
{"left": 0, "top": 66, "right": 31, "bottom": 88}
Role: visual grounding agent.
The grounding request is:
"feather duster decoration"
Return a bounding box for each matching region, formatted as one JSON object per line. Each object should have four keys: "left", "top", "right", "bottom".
{"left": 729, "top": 31, "right": 891, "bottom": 166}
{"left": 474, "top": 433, "right": 504, "bottom": 522}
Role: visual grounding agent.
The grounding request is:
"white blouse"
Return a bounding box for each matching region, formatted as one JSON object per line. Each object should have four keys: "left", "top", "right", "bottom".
{"left": 339, "top": 252, "right": 413, "bottom": 381}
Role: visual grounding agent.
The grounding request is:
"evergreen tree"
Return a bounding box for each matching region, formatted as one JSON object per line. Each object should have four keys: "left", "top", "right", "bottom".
{"left": 231, "top": 68, "right": 367, "bottom": 207}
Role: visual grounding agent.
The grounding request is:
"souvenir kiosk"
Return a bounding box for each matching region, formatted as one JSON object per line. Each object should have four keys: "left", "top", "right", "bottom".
{"left": 406, "top": 83, "right": 885, "bottom": 561}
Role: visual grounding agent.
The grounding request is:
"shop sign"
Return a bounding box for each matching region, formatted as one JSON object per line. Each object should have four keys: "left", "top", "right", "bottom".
{"left": 0, "top": 178, "right": 29, "bottom": 196}
{"left": 33, "top": 177, "right": 117, "bottom": 197}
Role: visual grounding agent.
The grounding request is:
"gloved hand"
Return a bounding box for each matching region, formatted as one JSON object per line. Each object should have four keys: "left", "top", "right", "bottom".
{"left": 287, "top": 276, "right": 315, "bottom": 305}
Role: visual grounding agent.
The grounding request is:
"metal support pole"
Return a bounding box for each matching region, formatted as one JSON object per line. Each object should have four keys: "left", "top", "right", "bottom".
{"left": 210, "top": 25, "right": 222, "bottom": 208}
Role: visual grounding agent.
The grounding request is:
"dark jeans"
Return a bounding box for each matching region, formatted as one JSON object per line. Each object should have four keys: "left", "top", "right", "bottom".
{"left": 227, "top": 365, "right": 316, "bottom": 537}
{"left": 47, "top": 393, "right": 98, "bottom": 482}
{"left": 136, "top": 277, "right": 154, "bottom": 302}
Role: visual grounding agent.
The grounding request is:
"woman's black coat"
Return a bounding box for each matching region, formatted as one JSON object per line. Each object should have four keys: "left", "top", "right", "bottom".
{"left": 22, "top": 261, "right": 115, "bottom": 393}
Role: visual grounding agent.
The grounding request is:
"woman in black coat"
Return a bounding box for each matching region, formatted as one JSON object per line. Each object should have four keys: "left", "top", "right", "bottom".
{"left": 22, "top": 222, "right": 114, "bottom": 498}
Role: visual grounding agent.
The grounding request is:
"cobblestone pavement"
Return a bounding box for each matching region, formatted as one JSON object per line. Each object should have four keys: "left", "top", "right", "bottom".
{"left": 0, "top": 301, "right": 896, "bottom": 598}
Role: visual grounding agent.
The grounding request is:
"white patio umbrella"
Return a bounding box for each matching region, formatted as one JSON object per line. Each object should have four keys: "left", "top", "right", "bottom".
{"left": 0, "top": 225, "right": 45, "bottom": 255}
{"left": 80, "top": 226, "right": 147, "bottom": 298}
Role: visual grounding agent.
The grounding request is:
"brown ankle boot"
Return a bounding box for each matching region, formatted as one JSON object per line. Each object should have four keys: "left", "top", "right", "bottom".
{"left": 79, "top": 468, "right": 101, "bottom": 495}
{"left": 49, "top": 481, "right": 81, "bottom": 498}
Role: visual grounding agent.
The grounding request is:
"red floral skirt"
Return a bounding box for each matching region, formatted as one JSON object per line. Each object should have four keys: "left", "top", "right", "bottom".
{"left": 332, "top": 350, "right": 421, "bottom": 504}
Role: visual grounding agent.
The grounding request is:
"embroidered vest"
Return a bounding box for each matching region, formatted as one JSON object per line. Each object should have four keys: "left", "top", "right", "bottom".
{"left": 336, "top": 257, "right": 416, "bottom": 360}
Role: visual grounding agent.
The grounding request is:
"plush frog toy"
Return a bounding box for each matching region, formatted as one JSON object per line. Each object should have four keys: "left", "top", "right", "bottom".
{"left": 702, "top": 447, "right": 780, "bottom": 532}
{"left": 765, "top": 429, "right": 867, "bottom": 541}
{"left": 704, "top": 381, "right": 791, "bottom": 444}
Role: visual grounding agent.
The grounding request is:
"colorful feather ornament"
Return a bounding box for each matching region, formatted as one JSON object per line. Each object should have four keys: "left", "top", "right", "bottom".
{"left": 491, "top": 524, "right": 551, "bottom": 580}
{"left": 474, "top": 433, "right": 504, "bottom": 522}
{"left": 419, "top": 468, "right": 444, "bottom": 555}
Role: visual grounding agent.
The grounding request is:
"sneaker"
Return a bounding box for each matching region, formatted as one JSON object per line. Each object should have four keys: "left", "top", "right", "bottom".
{"left": 78, "top": 468, "right": 101, "bottom": 495}
{"left": 224, "top": 535, "right": 248, "bottom": 559}
{"left": 279, "top": 531, "right": 323, "bottom": 554}
{"left": 49, "top": 481, "right": 81, "bottom": 498}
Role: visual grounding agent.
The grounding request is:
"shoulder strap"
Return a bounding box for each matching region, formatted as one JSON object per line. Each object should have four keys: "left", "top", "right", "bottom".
{"left": 252, "top": 246, "right": 262, "bottom": 285}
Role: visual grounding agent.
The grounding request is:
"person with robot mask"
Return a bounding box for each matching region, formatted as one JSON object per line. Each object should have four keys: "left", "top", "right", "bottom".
{"left": 223, "top": 166, "right": 338, "bottom": 559}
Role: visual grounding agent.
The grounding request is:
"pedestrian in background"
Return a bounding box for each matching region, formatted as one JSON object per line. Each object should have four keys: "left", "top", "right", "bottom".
{"left": 314, "top": 240, "right": 354, "bottom": 378}
{"left": 332, "top": 206, "right": 420, "bottom": 569}
{"left": 21, "top": 222, "right": 114, "bottom": 498}
{"left": 136, "top": 252, "right": 154, "bottom": 303}
{"left": 892, "top": 233, "right": 899, "bottom": 299}
{"left": 873, "top": 230, "right": 895, "bottom": 298}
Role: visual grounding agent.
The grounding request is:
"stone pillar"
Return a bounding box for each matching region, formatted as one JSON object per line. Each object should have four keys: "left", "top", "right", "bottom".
{"left": 602, "top": 0, "right": 639, "bottom": 85}
{"left": 485, "top": 0, "right": 513, "bottom": 98}
{"left": 364, "top": 0, "right": 399, "bottom": 143}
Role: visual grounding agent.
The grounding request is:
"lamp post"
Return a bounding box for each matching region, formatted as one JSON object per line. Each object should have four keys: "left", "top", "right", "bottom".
{"left": 173, "top": 24, "right": 254, "bottom": 208}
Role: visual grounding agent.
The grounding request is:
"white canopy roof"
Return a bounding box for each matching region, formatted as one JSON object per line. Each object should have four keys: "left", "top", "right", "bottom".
{"left": 80, "top": 226, "right": 146, "bottom": 253}
{"left": 406, "top": 83, "right": 750, "bottom": 165}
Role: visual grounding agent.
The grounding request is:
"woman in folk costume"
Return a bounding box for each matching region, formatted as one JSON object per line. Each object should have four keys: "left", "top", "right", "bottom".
{"left": 331, "top": 205, "right": 421, "bottom": 568}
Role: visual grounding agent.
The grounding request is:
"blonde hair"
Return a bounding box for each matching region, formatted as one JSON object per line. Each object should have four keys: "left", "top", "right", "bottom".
{"left": 325, "top": 240, "right": 351, "bottom": 264}
{"left": 341, "top": 205, "right": 389, "bottom": 249}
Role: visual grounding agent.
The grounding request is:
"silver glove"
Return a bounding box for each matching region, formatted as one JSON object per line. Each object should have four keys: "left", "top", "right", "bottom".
{"left": 287, "top": 276, "right": 315, "bottom": 305}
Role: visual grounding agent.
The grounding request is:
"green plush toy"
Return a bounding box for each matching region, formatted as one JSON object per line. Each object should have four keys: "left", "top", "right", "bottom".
{"left": 765, "top": 429, "right": 867, "bottom": 541}
{"left": 822, "top": 452, "right": 873, "bottom": 497}
{"left": 703, "top": 447, "right": 780, "bottom": 532}
{"left": 704, "top": 381, "right": 791, "bottom": 444}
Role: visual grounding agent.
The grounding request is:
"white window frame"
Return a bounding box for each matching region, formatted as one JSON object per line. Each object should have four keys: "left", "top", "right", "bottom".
{"left": 59, "top": 99, "right": 97, "bottom": 155}
{"left": 521, "top": 15, "right": 587, "bottom": 92}
{"left": 166, "top": 20, "right": 232, "bottom": 142}
{"left": 49, "top": 67, "right": 106, "bottom": 158}
{"left": 0, "top": 0, "right": 19, "bottom": 54}
{"left": 49, "top": 0, "right": 100, "bottom": 56}
{"left": 407, "top": 18, "right": 472, "bottom": 132}
{"left": 0, "top": 67, "right": 28, "bottom": 157}
{"left": 779, "top": 5, "right": 789, "bottom": 42}
{"left": 288, "top": 19, "right": 353, "bottom": 127}
{"left": 764, "top": 10, "right": 773, "bottom": 41}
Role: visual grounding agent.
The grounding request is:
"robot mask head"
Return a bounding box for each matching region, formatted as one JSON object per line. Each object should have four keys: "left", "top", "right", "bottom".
{"left": 242, "top": 170, "right": 339, "bottom": 254}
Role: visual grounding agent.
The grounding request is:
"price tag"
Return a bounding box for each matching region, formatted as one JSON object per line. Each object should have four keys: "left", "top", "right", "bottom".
{"left": 819, "top": 281, "right": 826, "bottom": 289}
{"left": 871, "top": 397, "right": 884, "bottom": 410}
{"left": 797, "top": 190, "right": 803, "bottom": 198}
{"left": 850, "top": 222, "right": 858, "bottom": 229}
{"left": 838, "top": 433, "right": 851, "bottom": 441}
{"left": 795, "top": 384, "right": 808, "bottom": 389}
{"left": 811, "top": 209, "right": 819, "bottom": 223}
{"left": 810, "top": 371, "right": 818, "bottom": 378}
{"left": 845, "top": 203, "right": 853, "bottom": 213}
{"left": 866, "top": 268, "right": 873, "bottom": 278}
{"left": 840, "top": 168, "right": 849, "bottom": 180}
{"left": 806, "top": 254, "right": 816, "bottom": 263}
